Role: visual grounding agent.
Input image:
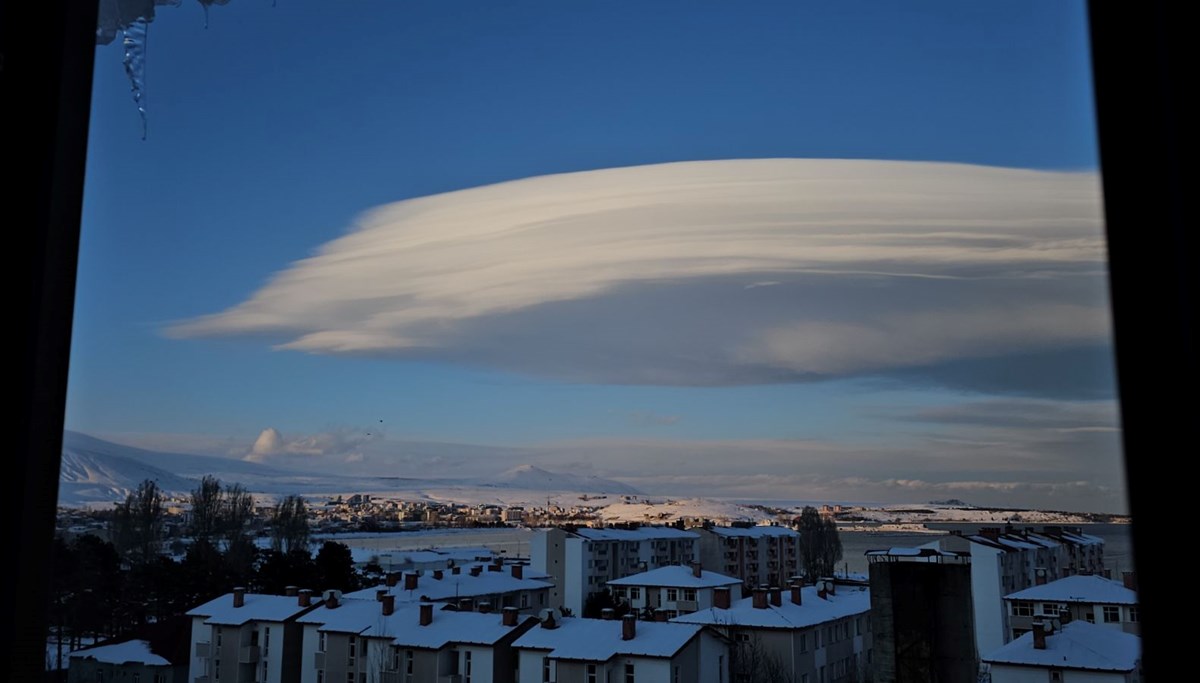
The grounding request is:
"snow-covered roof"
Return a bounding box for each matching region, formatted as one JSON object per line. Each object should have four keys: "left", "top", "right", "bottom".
{"left": 68, "top": 640, "right": 170, "bottom": 666}
{"left": 396, "top": 547, "right": 494, "bottom": 564}
{"left": 608, "top": 565, "right": 742, "bottom": 589}
{"left": 187, "top": 593, "right": 314, "bottom": 626}
{"left": 343, "top": 570, "right": 553, "bottom": 603}
{"left": 673, "top": 585, "right": 870, "bottom": 630}
{"left": 704, "top": 525, "right": 799, "bottom": 539}
{"left": 514, "top": 617, "right": 702, "bottom": 661}
{"left": 983, "top": 621, "right": 1140, "bottom": 672}
{"left": 301, "top": 600, "right": 534, "bottom": 647}
{"left": 1005, "top": 575, "right": 1137, "bottom": 605}
{"left": 573, "top": 527, "right": 699, "bottom": 542}
{"left": 865, "top": 547, "right": 966, "bottom": 559}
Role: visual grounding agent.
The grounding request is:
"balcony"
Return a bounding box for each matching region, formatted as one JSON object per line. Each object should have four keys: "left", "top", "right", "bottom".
{"left": 239, "top": 645, "right": 260, "bottom": 664}
{"left": 313, "top": 651, "right": 326, "bottom": 669}
{"left": 195, "top": 642, "right": 211, "bottom": 658}
{"left": 677, "top": 600, "right": 698, "bottom": 612}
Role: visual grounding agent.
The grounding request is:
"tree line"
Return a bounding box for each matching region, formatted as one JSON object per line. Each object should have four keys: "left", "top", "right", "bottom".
{"left": 48, "top": 477, "right": 360, "bottom": 669}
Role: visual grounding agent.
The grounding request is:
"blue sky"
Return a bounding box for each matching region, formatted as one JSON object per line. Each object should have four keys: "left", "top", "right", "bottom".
{"left": 68, "top": 0, "right": 1125, "bottom": 511}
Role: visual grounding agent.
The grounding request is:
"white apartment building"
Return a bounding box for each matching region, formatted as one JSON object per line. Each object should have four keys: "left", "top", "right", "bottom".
{"left": 607, "top": 564, "right": 743, "bottom": 617}
{"left": 531, "top": 527, "right": 699, "bottom": 615}
{"left": 693, "top": 524, "right": 801, "bottom": 589}
{"left": 982, "top": 621, "right": 1142, "bottom": 683}
{"left": 673, "top": 582, "right": 873, "bottom": 683}
{"left": 513, "top": 612, "right": 726, "bottom": 683}
{"left": 298, "top": 594, "right": 539, "bottom": 683}
{"left": 187, "top": 587, "right": 323, "bottom": 683}
{"left": 1004, "top": 574, "right": 1139, "bottom": 639}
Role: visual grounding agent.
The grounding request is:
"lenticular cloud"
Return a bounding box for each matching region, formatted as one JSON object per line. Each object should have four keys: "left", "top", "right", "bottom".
{"left": 168, "top": 159, "right": 1108, "bottom": 387}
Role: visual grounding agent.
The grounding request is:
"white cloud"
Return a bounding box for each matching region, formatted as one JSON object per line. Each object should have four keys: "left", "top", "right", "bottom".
{"left": 243, "top": 427, "right": 379, "bottom": 464}
{"left": 167, "top": 159, "right": 1108, "bottom": 389}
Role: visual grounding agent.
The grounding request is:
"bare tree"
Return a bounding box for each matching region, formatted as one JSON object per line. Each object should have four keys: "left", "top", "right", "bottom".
{"left": 111, "top": 479, "right": 165, "bottom": 564}
{"left": 271, "top": 494, "right": 310, "bottom": 553}
{"left": 796, "top": 506, "right": 843, "bottom": 580}
{"left": 189, "top": 475, "right": 223, "bottom": 542}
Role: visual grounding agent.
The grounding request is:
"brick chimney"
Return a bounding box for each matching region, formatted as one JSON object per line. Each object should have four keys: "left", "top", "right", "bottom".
{"left": 503, "top": 606, "right": 518, "bottom": 626}
{"left": 817, "top": 587, "right": 827, "bottom": 600}
{"left": 1032, "top": 621, "right": 1047, "bottom": 650}
{"left": 654, "top": 609, "right": 668, "bottom": 622}
{"left": 233, "top": 587, "right": 246, "bottom": 608}
{"left": 979, "top": 527, "right": 1001, "bottom": 541}
{"left": 1123, "top": 571, "right": 1138, "bottom": 590}
{"left": 459, "top": 598, "right": 474, "bottom": 612}
{"left": 488, "top": 563, "right": 501, "bottom": 572}
{"left": 790, "top": 585, "right": 802, "bottom": 606}
{"left": 769, "top": 588, "right": 782, "bottom": 607}
{"left": 752, "top": 588, "right": 768, "bottom": 609}
{"left": 622, "top": 614, "right": 637, "bottom": 640}
{"left": 419, "top": 602, "right": 433, "bottom": 626}
{"left": 541, "top": 609, "right": 557, "bottom": 629}
{"left": 692, "top": 562, "right": 702, "bottom": 579}
{"left": 601, "top": 608, "right": 616, "bottom": 620}
{"left": 433, "top": 569, "right": 444, "bottom": 580}
{"left": 452, "top": 566, "right": 462, "bottom": 575}
{"left": 404, "top": 573, "right": 419, "bottom": 591}
{"left": 511, "top": 565, "right": 524, "bottom": 580}
{"left": 386, "top": 572, "right": 399, "bottom": 588}
{"left": 478, "top": 601, "right": 493, "bottom": 614}
{"left": 382, "top": 594, "right": 395, "bottom": 616}
{"left": 285, "top": 586, "right": 298, "bottom": 597}
{"left": 714, "top": 587, "right": 731, "bottom": 610}
{"left": 326, "top": 591, "right": 340, "bottom": 609}
{"left": 298, "top": 589, "right": 312, "bottom": 607}
{"left": 470, "top": 566, "right": 482, "bottom": 577}
{"left": 376, "top": 588, "right": 388, "bottom": 601}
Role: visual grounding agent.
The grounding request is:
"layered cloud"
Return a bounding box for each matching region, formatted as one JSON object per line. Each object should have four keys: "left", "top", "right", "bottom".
{"left": 242, "top": 427, "right": 379, "bottom": 464}
{"left": 169, "top": 159, "right": 1109, "bottom": 393}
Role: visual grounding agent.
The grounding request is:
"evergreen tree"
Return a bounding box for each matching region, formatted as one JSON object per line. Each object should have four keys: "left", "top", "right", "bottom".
{"left": 314, "top": 541, "right": 361, "bottom": 592}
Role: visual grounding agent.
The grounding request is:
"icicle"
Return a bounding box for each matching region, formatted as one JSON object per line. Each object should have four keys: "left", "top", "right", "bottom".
{"left": 121, "top": 18, "right": 150, "bottom": 140}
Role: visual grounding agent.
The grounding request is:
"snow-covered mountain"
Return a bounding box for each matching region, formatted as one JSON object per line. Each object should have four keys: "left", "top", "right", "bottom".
{"left": 58, "top": 448, "right": 196, "bottom": 505}
{"left": 491, "top": 464, "right": 640, "bottom": 495}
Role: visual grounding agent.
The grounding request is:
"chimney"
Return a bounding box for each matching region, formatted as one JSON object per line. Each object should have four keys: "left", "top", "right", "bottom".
{"left": 1036, "top": 571, "right": 1047, "bottom": 586}
{"left": 382, "top": 594, "right": 395, "bottom": 616}
{"left": 478, "top": 601, "right": 493, "bottom": 614}
{"left": 790, "top": 585, "right": 803, "bottom": 606}
{"left": 404, "top": 573, "right": 419, "bottom": 591}
{"left": 326, "top": 591, "right": 340, "bottom": 609}
{"left": 622, "top": 614, "right": 637, "bottom": 640}
{"left": 541, "top": 609, "right": 557, "bottom": 630}
{"left": 502, "top": 606, "right": 518, "bottom": 626}
{"left": 1123, "top": 571, "right": 1138, "bottom": 590}
{"left": 692, "top": 562, "right": 702, "bottom": 579}
{"left": 1032, "top": 621, "right": 1047, "bottom": 650}
{"left": 654, "top": 609, "right": 668, "bottom": 622}
{"left": 376, "top": 588, "right": 388, "bottom": 601}
{"left": 769, "top": 587, "right": 782, "bottom": 607}
{"left": 817, "top": 588, "right": 827, "bottom": 600}
{"left": 459, "top": 598, "right": 474, "bottom": 612}
{"left": 714, "top": 587, "right": 731, "bottom": 610}
{"left": 470, "top": 566, "right": 483, "bottom": 577}
{"left": 488, "top": 563, "right": 501, "bottom": 572}
{"left": 601, "top": 608, "right": 616, "bottom": 620}
{"left": 980, "top": 527, "right": 1001, "bottom": 541}
{"left": 511, "top": 565, "right": 524, "bottom": 580}
{"left": 433, "top": 569, "right": 444, "bottom": 580}
{"left": 419, "top": 603, "right": 433, "bottom": 626}
{"left": 298, "top": 589, "right": 313, "bottom": 607}
{"left": 285, "top": 586, "right": 298, "bottom": 597}
{"left": 826, "top": 580, "right": 835, "bottom": 596}
{"left": 452, "top": 566, "right": 462, "bottom": 575}
{"left": 233, "top": 587, "right": 246, "bottom": 608}
{"left": 386, "top": 573, "right": 399, "bottom": 588}
{"left": 752, "top": 588, "right": 768, "bottom": 609}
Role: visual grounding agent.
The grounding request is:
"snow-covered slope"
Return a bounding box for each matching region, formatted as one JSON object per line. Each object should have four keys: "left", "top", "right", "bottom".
{"left": 491, "top": 464, "right": 640, "bottom": 494}
{"left": 58, "top": 448, "right": 196, "bottom": 505}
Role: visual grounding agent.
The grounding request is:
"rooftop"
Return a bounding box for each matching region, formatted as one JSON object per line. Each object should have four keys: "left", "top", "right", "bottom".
{"left": 673, "top": 585, "right": 870, "bottom": 630}
{"left": 343, "top": 570, "right": 553, "bottom": 603}
{"left": 1005, "top": 575, "right": 1137, "bottom": 605}
{"left": 300, "top": 599, "right": 535, "bottom": 647}
{"left": 514, "top": 617, "right": 703, "bottom": 661}
{"left": 573, "top": 527, "right": 699, "bottom": 542}
{"left": 983, "top": 621, "right": 1140, "bottom": 672}
{"left": 68, "top": 640, "right": 170, "bottom": 666}
{"left": 608, "top": 565, "right": 742, "bottom": 589}
{"left": 186, "top": 593, "right": 315, "bottom": 626}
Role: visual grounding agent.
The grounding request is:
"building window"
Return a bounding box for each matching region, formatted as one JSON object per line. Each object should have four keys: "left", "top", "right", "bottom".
{"left": 407, "top": 650, "right": 415, "bottom": 675}
{"left": 317, "top": 673, "right": 324, "bottom": 683}
{"left": 673, "top": 665, "right": 680, "bottom": 683}
{"left": 1013, "top": 601, "right": 1034, "bottom": 617}
{"left": 216, "top": 629, "right": 222, "bottom": 648}
{"left": 684, "top": 589, "right": 696, "bottom": 601}
{"left": 464, "top": 651, "right": 472, "bottom": 683}
{"left": 799, "top": 632, "right": 808, "bottom": 652}
{"left": 214, "top": 661, "right": 220, "bottom": 681}
{"left": 264, "top": 626, "right": 270, "bottom": 655}
{"left": 154, "top": 675, "right": 165, "bottom": 683}
{"left": 522, "top": 593, "right": 530, "bottom": 608}
{"left": 1103, "top": 605, "right": 1121, "bottom": 622}
{"left": 630, "top": 587, "right": 641, "bottom": 600}
{"left": 132, "top": 675, "right": 140, "bottom": 683}
{"left": 319, "top": 632, "right": 326, "bottom": 651}
{"left": 625, "top": 663, "right": 636, "bottom": 683}
{"left": 587, "top": 663, "right": 598, "bottom": 683}
{"left": 667, "top": 588, "right": 678, "bottom": 602}
{"left": 360, "top": 674, "right": 366, "bottom": 683}
{"left": 613, "top": 587, "right": 626, "bottom": 599}
{"left": 346, "top": 674, "right": 354, "bottom": 683}
{"left": 1050, "top": 670, "right": 1063, "bottom": 682}
{"left": 1129, "top": 606, "right": 1139, "bottom": 622}
{"left": 348, "top": 636, "right": 356, "bottom": 665}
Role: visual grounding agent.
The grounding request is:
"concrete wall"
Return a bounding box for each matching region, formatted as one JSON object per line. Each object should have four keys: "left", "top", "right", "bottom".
{"left": 532, "top": 529, "right": 567, "bottom": 609}
{"left": 989, "top": 664, "right": 1133, "bottom": 683}
{"left": 971, "top": 545, "right": 1007, "bottom": 656}
{"left": 869, "top": 561, "right": 977, "bottom": 683}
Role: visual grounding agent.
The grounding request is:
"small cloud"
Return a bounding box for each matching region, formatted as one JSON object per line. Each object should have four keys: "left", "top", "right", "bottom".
{"left": 744, "top": 281, "right": 782, "bottom": 290}
{"left": 243, "top": 427, "right": 379, "bottom": 464}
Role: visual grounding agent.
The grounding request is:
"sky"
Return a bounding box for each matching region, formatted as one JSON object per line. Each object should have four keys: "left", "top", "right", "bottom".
{"left": 67, "top": 0, "right": 1126, "bottom": 512}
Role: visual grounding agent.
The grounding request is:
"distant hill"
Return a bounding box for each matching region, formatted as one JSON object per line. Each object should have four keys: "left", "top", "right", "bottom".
{"left": 492, "top": 464, "right": 640, "bottom": 495}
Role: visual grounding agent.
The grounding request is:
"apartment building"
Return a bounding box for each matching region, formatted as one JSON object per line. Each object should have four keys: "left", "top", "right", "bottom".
{"left": 531, "top": 527, "right": 699, "bottom": 615}
{"left": 513, "top": 612, "right": 725, "bottom": 683}
{"left": 674, "top": 582, "right": 872, "bottom": 683}
{"left": 692, "top": 524, "right": 801, "bottom": 589}
{"left": 1004, "top": 573, "right": 1139, "bottom": 639}
{"left": 982, "top": 621, "right": 1142, "bottom": 683}
{"left": 187, "top": 588, "right": 323, "bottom": 683}
{"left": 345, "top": 563, "right": 554, "bottom": 614}
{"left": 607, "top": 563, "right": 743, "bottom": 617}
